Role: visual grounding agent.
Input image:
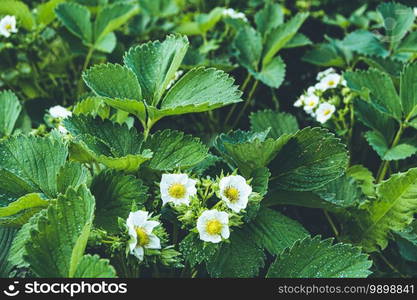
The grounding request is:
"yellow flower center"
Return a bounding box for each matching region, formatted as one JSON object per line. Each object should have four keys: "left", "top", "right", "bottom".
{"left": 168, "top": 183, "right": 186, "bottom": 199}
{"left": 328, "top": 80, "right": 335, "bottom": 86}
{"left": 206, "top": 219, "right": 222, "bottom": 235}
{"left": 224, "top": 186, "right": 239, "bottom": 203}
{"left": 323, "top": 109, "right": 331, "bottom": 116}
{"left": 5, "top": 24, "right": 11, "bottom": 30}
{"left": 308, "top": 101, "right": 315, "bottom": 106}
{"left": 135, "top": 227, "right": 150, "bottom": 247}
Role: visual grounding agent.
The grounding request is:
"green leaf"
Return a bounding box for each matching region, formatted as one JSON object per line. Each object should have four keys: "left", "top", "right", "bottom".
{"left": 154, "top": 67, "right": 242, "bottom": 120}
{"left": 313, "top": 175, "right": 365, "bottom": 208}
{"left": 232, "top": 25, "right": 262, "bottom": 72}
{"left": 253, "top": 56, "right": 286, "bottom": 88}
{"left": 214, "top": 130, "right": 291, "bottom": 177}
{"left": 91, "top": 170, "right": 148, "bottom": 233}
{"left": 144, "top": 129, "right": 208, "bottom": 171}
{"left": 345, "top": 68, "right": 402, "bottom": 120}
{"left": 0, "top": 90, "right": 22, "bottom": 137}
{"left": 346, "top": 165, "right": 375, "bottom": 197}
{"left": 0, "top": 0, "right": 35, "bottom": 30}
{"left": 0, "top": 193, "right": 48, "bottom": 227}
{"left": 0, "top": 169, "right": 36, "bottom": 206}
{"left": 360, "top": 55, "right": 403, "bottom": 77}
{"left": 94, "top": 32, "right": 116, "bottom": 53}
{"left": 342, "top": 30, "right": 388, "bottom": 57}
{"left": 179, "top": 233, "right": 219, "bottom": 268}
{"left": 73, "top": 254, "right": 116, "bottom": 278}
{"left": 123, "top": 34, "right": 189, "bottom": 106}
{"left": 56, "top": 162, "right": 89, "bottom": 195}
{"left": 400, "top": 62, "right": 417, "bottom": 120}
{"left": 250, "top": 167, "right": 270, "bottom": 196}
{"left": 0, "top": 135, "right": 68, "bottom": 198}
{"left": 55, "top": 2, "right": 92, "bottom": 43}
{"left": 283, "top": 33, "right": 312, "bottom": 49}
{"left": 270, "top": 127, "right": 349, "bottom": 191}
{"left": 267, "top": 236, "right": 372, "bottom": 278}
{"left": 64, "top": 116, "right": 152, "bottom": 172}
{"left": 255, "top": 3, "right": 283, "bottom": 37}
{"left": 139, "top": 0, "right": 179, "bottom": 17}
{"left": 207, "top": 229, "right": 265, "bottom": 278}
{"left": 36, "top": 0, "right": 65, "bottom": 27}
{"left": 0, "top": 227, "right": 17, "bottom": 277}
{"left": 384, "top": 143, "right": 417, "bottom": 161}
{"left": 94, "top": 2, "right": 137, "bottom": 44}
{"left": 302, "top": 43, "right": 346, "bottom": 67}
{"left": 397, "top": 31, "right": 417, "bottom": 53}
{"left": 262, "top": 12, "right": 309, "bottom": 66}
{"left": 355, "top": 168, "right": 417, "bottom": 252}
{"left": 354, "top": 98, "right": 396, "bottom": 141}
{"left": 102, "top": 98, "right": 146, "bottom": 123}
{"left": 246, "top": 208, "right": 309, "bottom": 255}
{"left": 250, "top": 110, "right": 299, "bottom": 139}
{"left": 8, "top": 210, "right": 46, "bottom": 269}
{"left": 24, "top": 185, "right": 95, "bottom": 277}
{"left": 365, "top": 131, "right": 389, "bottom": 159}
{"left": 196, "top": 7, "right": 224, "bottom": 34}
{"left": 83, "top": 63, "right": 142, "bottom": 101}
{"left": 377, "top": 2, "right": 415, "bottom": 47}
{"left": 73, "top": 97, "right": 110, "bottom": 119}
{"left": 395, "top": 220, "right": 417, "bottom": 262}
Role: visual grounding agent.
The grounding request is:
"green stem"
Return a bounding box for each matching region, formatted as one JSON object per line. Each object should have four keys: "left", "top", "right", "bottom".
{"left": 224, "top": 73, "right": 252, "bottom": 126}
{"left": 379, "top": 253, "right": 406, "bottom": 278}
{"left": 231, "top": 80, "right": 259, "bottom": 128}
{"left": 376, "top": 123, "right": 404, "bottom": 183}
{"left": 77, "top": 47, "right": 94, "bottom": 96}
{"left": 323, "top": 210, "right": 339, "bottom": 238}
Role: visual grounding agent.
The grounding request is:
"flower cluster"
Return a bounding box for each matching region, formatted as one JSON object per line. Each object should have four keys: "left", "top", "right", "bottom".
{"left": 222, "top": 8, "right": 248, "bottom": 22}
{"left": 0, "top": 15, "right": 17, "bottom": 38}
{"left": 294, "top": 68, "right": 347, "bottom": 124}
{"left": 124, "top": 172, "right": 254, "bottom": 262}
{"left": 160, "top": 173, "right": 253, "bottom": 243}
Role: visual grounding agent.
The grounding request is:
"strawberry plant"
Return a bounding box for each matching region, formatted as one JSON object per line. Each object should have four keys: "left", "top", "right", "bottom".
{"left": 0, "top": 0, "right": 417, "bottom": 279}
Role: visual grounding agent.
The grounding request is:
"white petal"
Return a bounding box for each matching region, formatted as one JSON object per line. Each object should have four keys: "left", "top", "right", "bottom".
{"left": 132, "top": 247, "right": 144, "bottom": 261}
{"left": 143, "top": 220, "right": 159, "bottom": 233}
{"left": 199, "top": 231, "right": 222, "bottom": 243}
{"left": 216, "top": 211, "right": 229, "bottom": 224}
{"left": 221, "top": 225, "right": 230, "bottom": 239}
{"left": 127, "top": 210, "right": 149, "bottom": 227}
{"left": 146, "top": 234, "right": 161, "bottom": 249}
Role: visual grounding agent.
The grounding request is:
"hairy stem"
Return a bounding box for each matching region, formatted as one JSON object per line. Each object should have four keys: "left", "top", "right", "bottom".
{"left": 323, "top": 210, "right": 339, "bottom": 238}
{"left": 376, "top": 123, "right": 404, "bottom": 183}
{"left": 232, "top": 79, "right": 259, "bottom": 128}
{"left": 224, "top": 73, "right": 252, "bottom": 126}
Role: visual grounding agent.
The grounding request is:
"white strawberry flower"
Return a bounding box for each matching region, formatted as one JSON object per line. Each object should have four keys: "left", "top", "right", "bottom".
{"left": 307, "top": 86, "right": 316, "bottom": 95}
{"left": 303, "top": 94, "right": 319, "bottom": 113}
{"left": 316, "top": 68, "right": 336, "bottom": 80}
{"left": 315, "top": 73, "right": 341, "bottom": 91}
{"left": 315, "top": 102, "right": 336, "bottom": 124}
{"left": 126, "top": 211, "right": 161, "bottom": 261}
{"left": 197, "top": 209, "right": 230, "bottom": 243}
{"left": 414, "top": 7, "right": 417, "bottom": 17}
{"left": 222, "top": 8, "right": 248, "bottom": 22}
{"left": 294, "top": 95, "right": 305, "bottom": 107}
{"left": 160, "top": 173, "right": 197, "bottom": 206}
{"left": 0, "top": 15, "right": 17, "bottom": 38}
{"left": 219, "top": 175, "right": 252, "bottom": 213}
{"left": 49, "top": 105, "right": 72, "bottom": 119}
